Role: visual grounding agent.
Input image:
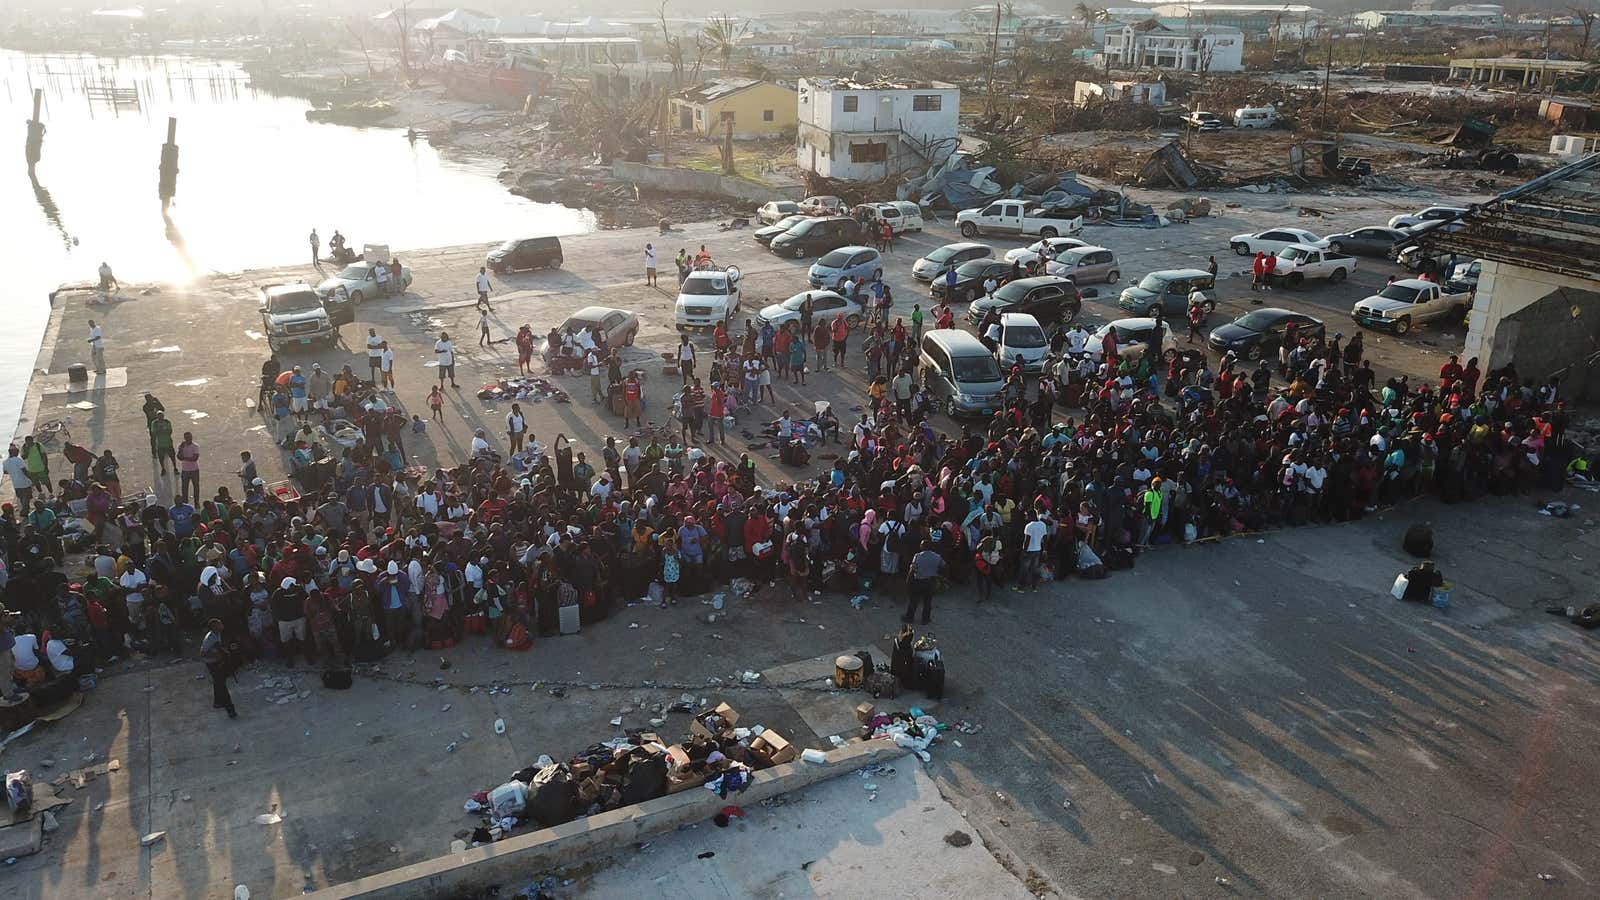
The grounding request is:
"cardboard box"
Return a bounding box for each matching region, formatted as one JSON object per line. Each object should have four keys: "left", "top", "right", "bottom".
{"left": 666, "top": 770, "right": 710, "bottom": 794}
{"left": 749, "top": 730, "right": 796, "bottom": 765}
{"left": 854, "top": 702, "right": 877, "bottom": 724}
{"left": 690, "top": 702, "right": 741, "bottom": 740}
{"left": 665, "top": 744, "right": 692, "bottom": 771}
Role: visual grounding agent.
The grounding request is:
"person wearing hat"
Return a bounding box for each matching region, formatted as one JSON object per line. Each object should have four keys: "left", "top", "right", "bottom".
{"left": 270, "top": 576, "right": 309, "bottom": 666}
{"left": 200, "top": 618, "right": 236, "bottom": 718}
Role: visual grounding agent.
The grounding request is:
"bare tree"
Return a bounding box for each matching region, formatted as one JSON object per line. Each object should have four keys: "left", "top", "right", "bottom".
{"left": 702, "top": 14, "right": 749, "bottom": 73}
{"left": 1571, "top": 6, "right": 1598, "bottom": 54}
{"left": 658, "top": 1, "right": 686, "bottom": 86}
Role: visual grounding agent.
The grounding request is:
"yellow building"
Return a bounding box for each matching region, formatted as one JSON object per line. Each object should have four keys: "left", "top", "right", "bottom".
{"left": 670, "top": 78, "right": 797, "bottom": 140}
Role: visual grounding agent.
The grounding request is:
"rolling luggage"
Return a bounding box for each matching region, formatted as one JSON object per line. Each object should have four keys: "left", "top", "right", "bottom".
{"left": 559, "top": 603, "right": 581, "bottom": 635}
{"left": 917, "top": 657, "right": 946, "bottom": 700}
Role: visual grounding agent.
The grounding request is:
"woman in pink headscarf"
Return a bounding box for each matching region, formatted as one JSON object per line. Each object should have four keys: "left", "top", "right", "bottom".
{"left": 857, "top": 509, "right": 877, "bottom": 551}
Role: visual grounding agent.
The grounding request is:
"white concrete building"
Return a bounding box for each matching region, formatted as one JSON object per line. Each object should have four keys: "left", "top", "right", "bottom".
{"left": 1073, "top": 80, "right": 1168, "bottom": 106}
{"left": 1353, "top": 9, "right": 1503, "bottom": 28}
{"left": 1103, "top": 21, "right": 1244, "bottom": 73}
{"left": 796, "top": 78, "right": 960, "bottom": 182}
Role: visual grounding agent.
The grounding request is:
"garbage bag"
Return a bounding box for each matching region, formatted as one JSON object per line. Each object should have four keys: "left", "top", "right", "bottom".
{"left": 525, "top": 765, "right": 577, "bottom": 827}
{"left": 620, "top": 754, "right": 668, "bottom": 806}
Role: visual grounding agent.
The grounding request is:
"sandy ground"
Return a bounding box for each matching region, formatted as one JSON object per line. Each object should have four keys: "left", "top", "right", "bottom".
{"left": 10, "top": 196, "right": 1599, "bottom": 899}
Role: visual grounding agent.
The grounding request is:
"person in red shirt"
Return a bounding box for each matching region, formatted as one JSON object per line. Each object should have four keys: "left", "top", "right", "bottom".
{"left": 476, "top": 495, "right": 507, "bottom": 523}
{"left": 1261, "top": 252, "right": 1277, "bottom": 289}
{"left": 1251, "top": 251, "right": 1266, "bottom": 291}
{"left": 707, "top": 383, "right": 728, "bottom": 445}
{"left": 1438, "top": 354, "right": 1463, "bottom": 393}
{"left": 773, "top": 326, "right": 793, "bottom": 379}
{"left": 622, "top": 374, "right": 642, "bottom": 428}
{"left": 829, "top": 314, "right": 849, "bottom": 367}
{"left": 812, "top": 320, "right": 832, "bottom": 371}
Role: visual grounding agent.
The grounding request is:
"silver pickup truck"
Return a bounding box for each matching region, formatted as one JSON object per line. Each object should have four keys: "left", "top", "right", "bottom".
{"left": 1351, "top": 278, "right": 1473, "bottom": 335}
{"left": 259, "top": 283, "right": 338, "bottom": 353}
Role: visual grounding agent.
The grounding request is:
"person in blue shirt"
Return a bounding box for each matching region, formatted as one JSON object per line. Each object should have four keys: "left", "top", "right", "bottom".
{"left": 169, "top": 498, "right": 196, "bottom": 539}
{"left": 288, "top": 365, "right": 309, "bottom": 422}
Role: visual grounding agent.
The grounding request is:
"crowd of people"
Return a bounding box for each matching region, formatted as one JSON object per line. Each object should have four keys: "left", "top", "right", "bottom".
{"left": 0, "top": 237, "right": 1587, "bottom": 716}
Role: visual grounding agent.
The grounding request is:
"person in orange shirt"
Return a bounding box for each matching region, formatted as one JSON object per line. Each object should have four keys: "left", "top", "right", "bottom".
{"left": 830, "top": 314, "right": 849, "bottom": 367}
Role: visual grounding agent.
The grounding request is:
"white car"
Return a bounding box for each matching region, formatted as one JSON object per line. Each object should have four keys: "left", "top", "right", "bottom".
{"left": 756, "top": 200, "right": 800, "bottom": 225}
{"left": 1003, "top": 236, "right": 1089, "bottom": 265}
{"left": 315, "top": 262, "right": 412, "bottom": 305}
{"left": 1229, "top": 227, "right": 1328, "bottom": 257}
{"left": 1088, "top": 318, "right": 1178, "bottom": 363}
{"left": 995, "top": 312, "right": 1049, "bottom": 374}
{"left": 757, "top": 290, "right": 867, "bottom": 329}
{"left": 1388, "top": 205, "right": 1470, "bottom": 230}
{"left": 674, "top": 266, "right": 742, "bottom": 330}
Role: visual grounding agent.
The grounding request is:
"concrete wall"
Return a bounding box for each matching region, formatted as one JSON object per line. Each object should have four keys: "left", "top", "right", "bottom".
{"left": 611, "top": 161, "right": 801, "bottom": 205}
{"left": 1465, "top": 260, "right": 1600, "bottom": 394}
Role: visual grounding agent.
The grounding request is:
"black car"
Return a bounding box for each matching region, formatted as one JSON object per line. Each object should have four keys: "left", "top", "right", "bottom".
{"left": 1207, "top": 307, "right": 1325, "bottom": 361}
{"left": 965, "top": 276, "right": 1081, "bottom": 328}
{"left": 768, "top": 216, "right": 865, "bottom": 259}
{"left": 486, "top": 236, "right": 563, "bottom": 274}
{"left": 929, "top": 259, "right": 1012, "bottom": 303}
{"left": 1322, "top": 226, "right": 1409, "bottom": 258}
{"left": 754, "top": 214, "right": 808, "bottom": 247}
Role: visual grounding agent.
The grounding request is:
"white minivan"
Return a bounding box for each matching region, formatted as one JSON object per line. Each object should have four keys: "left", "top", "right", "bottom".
{"left": 853, "top": 201, "right": 925, "bottom": 235}
{"left": 1233, "top": 106, "right": 1278, "bottom": 129}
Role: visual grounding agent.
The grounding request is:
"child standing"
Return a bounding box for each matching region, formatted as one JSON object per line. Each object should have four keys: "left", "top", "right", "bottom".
{"left": 428, "top": 385, "right": 444, "bottom": 421}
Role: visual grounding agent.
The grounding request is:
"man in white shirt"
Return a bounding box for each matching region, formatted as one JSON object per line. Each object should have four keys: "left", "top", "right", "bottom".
{"left": 645, "top": 243, "right": 657, "bottom": 286}
{"left": 677, "top": 335, "right": 696, "bottom": 384}
{"left": 379, "top": 341, "right": 395, "bottom": 389}
{"left": 470, "top": 428, "right": 492, "bottom": 460}
{"left": 3, "top": 446, "right": 33, "bottom": 508}
{"left": 434, "top": 331, "right": 458, "bottom": 389}
{"left": 366, "top": 328, "right": 384, "bottom": 380}
{"left": 1020, "top": 513, "right": 1050, "bottom": 590}
{"left": 475, "top": 267, "right": 492, "bottom": 312}
{"left": 120, "top": 563, "right": 149, "bottom": 622}
{"left": 587, "top": 349, "right": 604, "bottom": 404}
{"left": 88, "top": 319, "right": 106, "bottom": 373}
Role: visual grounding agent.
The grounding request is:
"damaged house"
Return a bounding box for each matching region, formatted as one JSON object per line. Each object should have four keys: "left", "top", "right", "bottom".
{"left": 1409, "top": 154, "right": 1600, "bottom": 397}
{"left": 796, "top": 78, "right": 960, "bottom": 182}
{"left": 670, "top": 78, "right": 797, "bottom": 140}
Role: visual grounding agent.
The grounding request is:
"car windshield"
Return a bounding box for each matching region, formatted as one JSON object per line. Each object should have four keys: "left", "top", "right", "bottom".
{"left": 771, "top": 216, "right": 806, "bottom": 229}
{"left": 561, "top": 317, "right": 600, "bottom": 332}
{"left": 337, "top": 265, "right": 372, "bottom": 280}
{"left": 1379, "top": 285, "right": 1421, "bottom": 302}
{"left": 952, "top": 355, "right": 1003, "bottom": 383}
{"left": 1137, "top": 274, "right": 1170, "bottom": 292}
{"left": 268, "top": 291, "right": 322, "bottom": 313}
{"left": 780, "top": 293, "right": 826, "bottom": 310}
{"left": 956, "top": 260, "right": 994, "bottom": 277}
{"left": 817, "top": 250, "right": 852, "bottom": 267}
{"left": 1276, "top": 247, "right": 1310, "bottom": 261}
{"left": 787, "top": 219, "right": 819, "bottom": 235}
{"left": 1006, "top": 325, "right": 1047, "bottom": 348}
{"left": 681, "top": 277, "right": 727, "bottom": 296}
{"left": 926, "top": 245, "right": 963, "bottom": 263}
{"left": 497, "top": 239, "right": 519, "bottom": 252}
{"left": 774, "top": 202, "right": 798, "bottom": 213}
{"left": 1232, "top": 311, "right": 1280, "bottom": 331}
{"left": 994, "top": 281, "right": 1037, "bottom": 303}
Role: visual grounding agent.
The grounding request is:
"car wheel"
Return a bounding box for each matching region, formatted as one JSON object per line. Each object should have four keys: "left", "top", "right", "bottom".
{"left": 960, "top": 222, "right": 979, "bottom": 238}
{"left": 350, "top": 290, "right": 364, "bottom": 305}
{"left": 846, "top": 314, "right": 861, "bottom": 329}
{"left": 625, "top": 328, "right": 636, "bottom": 347}
{"left": 1205, "top": 299, "right": 1216, "bottom": 312}
{"left": 550, "top": 258, "right": 562, "bottom": 269}
{"left": 945, "top": 398, "right": 959, "bottom": 417}
{"left": 1329, "top": 267, "right": 1348, "bottom": 284}
{"left": 1245, "top": 343, "right": 1262, "bottom": 361}
{"left": 872, "top": 268, "right": 883, "bottom": 282}
{"left": 1394, "top": 316, "right": 1412, "bottom": 335}
{"left": 1146, "top": 304, "right": 1162, "bottom": 317}
{"left": 1105, "top": 270, "right": 1119, "bottom": 284}
{"left": 1040, "top": 227, "right": 1057, "bottom": 238}
{"left": 1329, "top": 241, "right": 1345, "bottom": 254}
{"left": 794, "top": 246, "right": 807, "bottom": 259}
{"left": 1232, "top": 242, "right": 1250, "bottom": 256}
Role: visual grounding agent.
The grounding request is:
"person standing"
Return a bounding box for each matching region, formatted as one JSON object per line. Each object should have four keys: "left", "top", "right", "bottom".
{"left": 622, "top": 372, "right": 643, "bottom": 428}
{"left": 475, "top": 267, "right": 492, "bottom": 312}
{"left": 1206, "top": 255, "right": 1218, "bottom": 279}
{"left": 811, "top": 318, "right": 831, "bottom": 372}
{"left": 645, "top": 243, "right": 657, "bottom": 286}
{"left": 1251, "top": 251, "right": 1265, "bottom": 292}
{"left": 309, "top": 228, "right": 320, "bottom": 265}
{"left": 1186, "top": 288, "right": 1207, "bottom": 343}
{"left": 506, "top": 403, "right": 527, "bottom": 453}
{"left": 88, "top": 319, "right": 106, "bottom": 373}
{"left": 587, "top": 347, "right": 605, "bottom": 404}
{"left": 677, "top": 335, "right": 696, "bottom": 384}
{"left": 366, "top": 328, "right": 383, "bottom": 381}
{"left": 881, "top": 220, "right": 894, "bottom": 253}
{"left": 910, "top": 303, "right": 924, "bottom": 345}
{"left": 237, "top": 450, "right": 257, "bottom": 495}
{"left": 380, "top": 341, "right": 395, "bottom": 389}
{"left": 200, "top": 618, "right": 236, "bottom": 717}
{"left": 148, "top": 408, "right": 176, "bottom": 474}
{"left": 176, "top": 432, "right": 201, "bottom": 503}
{"left": 1019, "top": 512, "right": 1049, "bottom": 591}
{"left": 0, "top": 604, "right": 32, "bottom": 707}
{"left": 830, "top": 314, "right": 849, "bottom": 368}
{"left": 478, "top": 308, "right": 492, "bottom": 347}
{"left": 435, "top": 331, "right": 458, "bottom": 388}
{"left": 271, "top": 577, "right": 308, "bottom": 668}
{"left": 904, "top": 542, "right": 943, "bottom": 625}
{"left": 3, "top": 446, "right": 33, "bottom": 510}
{"left": 20, "top": 436, "right": 51, "bottom": 498}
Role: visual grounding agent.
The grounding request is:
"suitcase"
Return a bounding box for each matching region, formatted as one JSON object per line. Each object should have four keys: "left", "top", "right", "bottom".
{"left": 559, "top": 604, "right": 581, "bottom": 635}
{"left": 917, "top": 657, "right": 946, "bottom": 700}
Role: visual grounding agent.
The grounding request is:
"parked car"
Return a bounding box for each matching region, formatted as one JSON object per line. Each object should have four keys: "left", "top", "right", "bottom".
{"left": 1207, "top": 308, "right": 1325, "bottom": 361}
{"left": 1322, "top": 226, "right": 1410, "bottom": 258}
{"left": 966, "top": 276, "right": 1081, "bottom": 329}
{"left": 1388, "top": 205, "right": 1470, "bottom": 230}
{"left": 1269, "top": 244, "right": 1357, "bottom": 286}
{"left": 1233, "top": 106, "right": 1278, "bottom": 128}
{"left": 316, "top": 261, "right": 412, "bottom": 306}
{"left": 994, "top": 312, "right": 1050, "bottom": 373}
{"left": 1229, "top": 227, "right": 1327, "bottom": 256}
{"left": 674, "top": 266, "right": 742, "bottom": 330}
{"left": 758, "top": 290, "right": 867, "bottom": 329}
{"left": 1184, "top": 111, "right": 1225, "bottom": 131}
{"left": 1449, "top": 258, "right": 1483, "bottom": 289}
{"left": 561, "top": 306, "right": 640, "bottom": 347}
{"left": 919, "top": 329, "right": 1005, "bottom": 418}
{"left": 957, "top": 199, "right": 1084, "bottom": 239}
{"left": 1352, "top": 278, "right": 1473, "bottom": 334}
{"left": 754, "top": 214, "right": 808, "bottom": 246}
{"left": 851, "top": 201, "right": 925, "bottom": 234}
{"left": 485, "top": 236, "right": 563, "bottom": 273}
{"left": 259, "top": 283, "right": 336, "bottom": 353}
{"left": 798, "top": 195, "right": 844, "bottom": 216}
{"left": 1085, "top": 318, "right": 1178, "bottom": 363}
{"left": 1118, "top": 269, "right": 1217, "bottom": 317}
{"left": 808, "top": 246, "right": 883, "bottom": 288}
{"left": 769, "top": 216, "right": 864, "bottom": 258}
{"left": 1003, "top": 236, "right": 1088, "bottom": 264}
{"left": 911, "top": 241, "right": 994, "bottom": 282}
{"left": 1046, "top": 246, "right": 1120, "bottom": 284}
{"left": 931, "top": 258, "right": 1011, "bottom": 304}
{"left": 756, "top": 200, "right": 801, "bottom": 225}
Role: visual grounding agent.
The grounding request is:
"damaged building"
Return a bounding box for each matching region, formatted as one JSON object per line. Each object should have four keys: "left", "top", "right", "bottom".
{"left": 796, "top": 78, "right": 960, "bottom": 182}
{"left": 1410, "top": 154, "right": 1600, "bottom": 397}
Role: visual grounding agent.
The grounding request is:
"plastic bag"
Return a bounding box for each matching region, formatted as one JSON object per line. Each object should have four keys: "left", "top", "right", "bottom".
{"left": 1390, "top": 574, "right": 1408, "bottom": 599}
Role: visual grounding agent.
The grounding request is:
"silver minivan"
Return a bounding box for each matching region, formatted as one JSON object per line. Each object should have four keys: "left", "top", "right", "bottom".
{"left": 919, "top": 329, "right": 1005, "bottom": 418}
{"left": 1048, "top": 246, "right": 1120, "bottom": 284}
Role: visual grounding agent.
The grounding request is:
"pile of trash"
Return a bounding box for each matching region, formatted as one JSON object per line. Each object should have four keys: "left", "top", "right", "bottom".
{"left": 476, "top": 376, "right": 570, "bottom": 404}
{"left": 862, "top": 709, "right": 946, "bottom": 763}
{"left": 455, "top": 699, "right": 796, "bottom": 846}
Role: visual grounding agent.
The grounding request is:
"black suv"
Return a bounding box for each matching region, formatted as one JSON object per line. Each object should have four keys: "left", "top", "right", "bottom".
{"left": 929, "top": 259, "right": 1012, "bottom": 304}
{"left": 486, "top": 236, "right": 563, "bottom": 274}
{"left": 769, "top": 216, "right": 865, "bottom": 259}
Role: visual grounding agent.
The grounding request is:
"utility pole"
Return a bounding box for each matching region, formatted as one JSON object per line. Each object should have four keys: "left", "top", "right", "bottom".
{"left": 158, "top": 116, "right": 179, "bottom": 209}
{"left": 1320, "top": 29, "right": 1333, "bottom": 133}
{"left": 25, "top": 88, "right": 44, "bottom": 172}
{"left": 986, "top": 3, "right": 1002, "bottom": 115}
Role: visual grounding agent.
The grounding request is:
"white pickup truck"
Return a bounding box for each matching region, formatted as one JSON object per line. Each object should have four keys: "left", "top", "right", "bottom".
{"left": 1351, "top": 278, "right": 1473, "bottom": 335}
{"left": 957, "top": 200, "right": 1084, "bottom": 239}
{"left": 1269, "top": 243, "right": 1358, "bottom": 286}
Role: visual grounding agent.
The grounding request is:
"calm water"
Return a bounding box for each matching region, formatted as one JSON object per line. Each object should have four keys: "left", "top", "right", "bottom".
{"left": 0, "top": 49, "right": 594, "bottom": 433}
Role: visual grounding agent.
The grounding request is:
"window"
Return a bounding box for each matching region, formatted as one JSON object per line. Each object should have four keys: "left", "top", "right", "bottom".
{"left": 913, "top": 94, "right": 942, "bottom": 112}
{"left": 719, "top": 110, "right": 735, "bottom": 123}
{"left": 849, "top": 142, "right": 887, "bottom": 163}
{"left": 762, "top": 109, "right": 774, "bottom": 122}
{"left": 842, "top": 95, "right": 859, "bottom": 112}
